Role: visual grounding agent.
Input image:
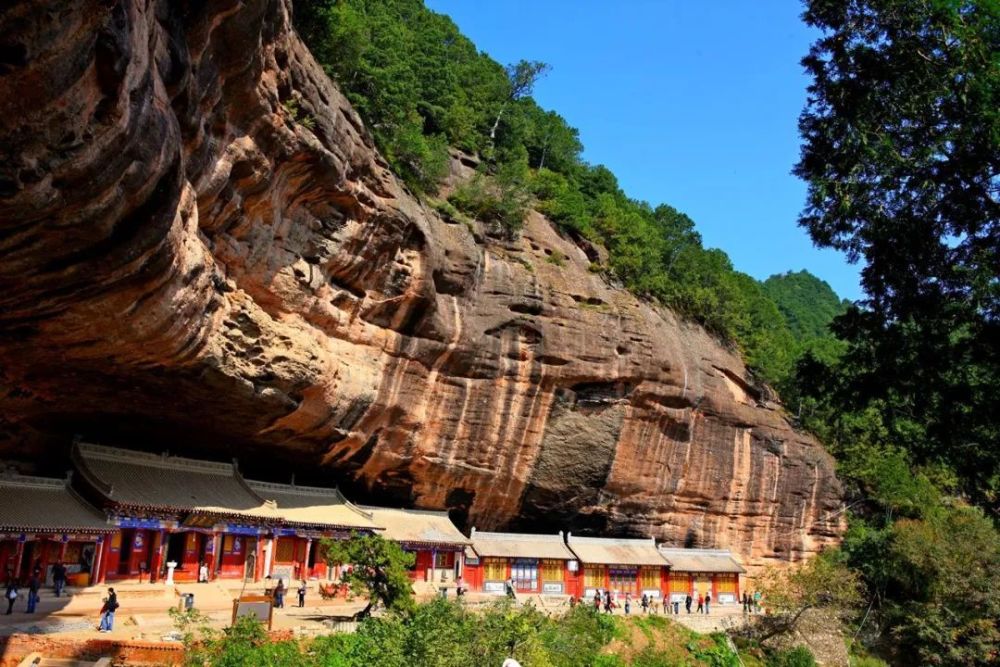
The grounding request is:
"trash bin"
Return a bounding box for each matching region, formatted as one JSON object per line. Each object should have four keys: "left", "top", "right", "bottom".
{"left": 180, "top": 593, "right": 195, "bottom": 611}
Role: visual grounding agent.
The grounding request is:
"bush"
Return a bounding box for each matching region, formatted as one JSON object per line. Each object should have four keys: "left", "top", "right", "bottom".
{"left": 768, "top": 645, "right": 817, "bottom": 667}
{"left": 384, "top": 113, "right": 449, "bottom": 193}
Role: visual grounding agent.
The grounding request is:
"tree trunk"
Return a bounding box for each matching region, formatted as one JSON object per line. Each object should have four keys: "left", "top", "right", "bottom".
{"left": 489, "top": 103, "right": 507, "bottom": 143}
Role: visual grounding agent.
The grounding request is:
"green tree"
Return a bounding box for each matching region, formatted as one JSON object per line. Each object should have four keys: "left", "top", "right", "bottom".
{"left": 321, "top": 532, "right": 416, "bottom": 618}
{"left": 755, "top": 551, "right": 864, "bottom": 641}
{"left": 489, "top": 60, "right": 550, "bottom": 146}
{"left": 795, "top": 0, "right": 1000, "bottom": 503}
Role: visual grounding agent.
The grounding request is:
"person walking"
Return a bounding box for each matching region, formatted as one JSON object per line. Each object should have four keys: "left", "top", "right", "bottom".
{"left": 297, "top": 580, "right": 306, "bottom": 608}
{"left": 4, "top": 578, "right": 17, "bottom": 615}
{"left": 98, "top": 588, "right": 118, "bottom": 632}
{"left": 274, "top": 579, "right": 285, "bottom": 608}
{"left": 742, "top": 592, "right": 749, "bottom": 614}
{"left": 684, "top": 592, "right": 692, "bottom": 614}
{"left": 705, "top": 592, "right": 711, "bottom": 615}
{"left": 26, "top": 573, "right": 40, "bottom": 613}
{"left": 753, "top": 590, "right": 762, "bottom": 614}
{"left": 52, "top": 561, "right": 67, "bottom": 598}
{"left": 593, "top": 590, "right": 601, "bottom": 611}
{"left": 696, "top": 593, "right": 704, "bottom": 614}
{"left": 603, "top": 590, "right": 613, "bottom": 614}
{"left": 640, "top": 593, "right": 649, "bottom": 614}
{"left": 623, "top": 593, "right": 631, "bottom": 615}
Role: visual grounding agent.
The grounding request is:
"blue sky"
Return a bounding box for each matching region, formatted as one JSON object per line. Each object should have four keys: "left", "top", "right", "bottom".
{"left": 426, "top": 0, "right": 862, "bottom": 301}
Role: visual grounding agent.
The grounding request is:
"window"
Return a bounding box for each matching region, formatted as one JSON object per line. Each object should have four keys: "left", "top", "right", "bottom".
{"left": 639, "top": 566, "right": 660, "bottom": 590}
{"left": 541, "top": 559, "right": 563, "bottom": 581}
{"left": 715, "top": 573, "right": 737, "bottom": 593}
{"left": 511, "top": 559, "right": 538, "bottom": 591}
{"left": 483, "top": 558, "right": 506, "bottom": 581}
{"left": 434, "top": 552, "right": 454, "bottom": 568}
{"left": 583, "top": 565, "right": 605, "bottom": 588}
{"left": 609, "top": 567, "right": 637, "bottom": 593}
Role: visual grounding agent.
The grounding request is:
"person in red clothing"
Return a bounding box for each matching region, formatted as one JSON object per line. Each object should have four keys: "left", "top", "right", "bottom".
{"left": 696, "top": 593, "right": 705, "bottom": 613}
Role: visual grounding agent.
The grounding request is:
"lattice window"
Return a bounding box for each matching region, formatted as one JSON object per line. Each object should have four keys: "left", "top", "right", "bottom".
{"left": 715, "top": 573, "right": 737, "bottom": 593}
{"left": 639, "top": 566, "right": 660, "bottom": 589}
{"left": 584, "top": 564, "right": 606, "bottom": 588}
{"left": 276, "top": 539, "right": 296, "bottom": 563}
{"left": 670, "top": 573, "right": 691, "bottom": 593}
{"left": 541, "top": 559, "right": 563, "bottom": 581}
{"left": 483, "top": 557, "right": 506, "bottom": 581}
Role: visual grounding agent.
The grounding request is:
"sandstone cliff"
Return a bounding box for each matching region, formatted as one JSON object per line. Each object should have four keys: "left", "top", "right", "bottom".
{"left": 0, "top": 0, "right": 843, "bottom": 567}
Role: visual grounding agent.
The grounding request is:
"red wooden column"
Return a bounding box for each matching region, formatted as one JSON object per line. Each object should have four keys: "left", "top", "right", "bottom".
{"left": 149, "top": 530, "right": 164, "bottom": 583}
{"left": 711, "top": 575, "right": 718, "bottom": 603}
{"left": 254, "top": 538, "right": 264, "bottom": 582}
{"left": 302, "top": 539, "right": 313, "bottom": 580}
{"left": 95, "top": 536, "right": 110, "bottom": 585}
{"left": 58, "top": 538, "right": 69, "bottom": 564}
{"left": 11, "top": 539, "right": 25, "bottom": 580}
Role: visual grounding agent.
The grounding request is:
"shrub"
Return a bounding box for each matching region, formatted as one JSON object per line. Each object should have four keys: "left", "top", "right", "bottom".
{"left": 768, "top": 645, "right": 817, "bottom": 667}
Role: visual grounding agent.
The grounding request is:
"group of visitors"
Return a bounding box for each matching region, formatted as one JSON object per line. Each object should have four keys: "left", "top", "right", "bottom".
{"left": 3, "top": 561, "right": 69, "bottom": 615}
{"left": 742, "top": 590, "right": 762, "bottom": 614}
{"left": 684, "top": 591, "right": 712, "bottom": 614}
{"left": 265, "top": 577, "right": 309, "bottom": 609}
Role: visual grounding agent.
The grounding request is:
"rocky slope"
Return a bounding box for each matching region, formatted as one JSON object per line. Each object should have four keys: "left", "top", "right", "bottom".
{"left": 0, "top": 0, "right": 843, "bottom": 567}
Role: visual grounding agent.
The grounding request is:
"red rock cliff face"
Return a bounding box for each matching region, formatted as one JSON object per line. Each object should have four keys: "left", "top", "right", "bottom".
{"left": 0, "top": 0, "right": 843, "bottom": 567}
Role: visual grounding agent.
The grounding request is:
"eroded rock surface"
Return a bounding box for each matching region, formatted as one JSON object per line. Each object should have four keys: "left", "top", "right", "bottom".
{"left": 0, "top": 0, "right": 843, "bottom": 567}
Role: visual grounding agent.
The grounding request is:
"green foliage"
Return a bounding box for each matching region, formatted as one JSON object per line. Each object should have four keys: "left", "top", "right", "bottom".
{"left": 546, "top": 250, "right": 566, "bottom": 267}
{"left": 320, "top": 532, "right": 415, "bottom": 616}
{"left": 795, "top": 0, "right": 1000, "bottom": 503}
{"left": 767, "top": 645, "right": 817, "bottom": 667}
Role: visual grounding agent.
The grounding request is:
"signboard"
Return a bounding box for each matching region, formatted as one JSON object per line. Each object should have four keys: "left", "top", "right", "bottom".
{"left": 232, "top": 595, "right": 273, "bottom": 630}
{"left": 276, "top": 528, "right": 298, "bottom": 537}
{"left": 271, "top": 564, "right": 295, "bottom": 587}
{"left": 226, "top": 524, "right": 261, "bottom": 536}
{"left": 717, "top": 593, "right": 737, "bottom": 604}
{"left": 567, "top": 560, "right": 579, "bottom": 572}
{"left": 542, "top": 583, "right": 563, "bottom": 594}
{"left": 118, "top": 517, "right": 163, "bottom": 530}
{"left": 483, "top": 581, "right": 506, "bottom": 594}
{"left": 641, "top": 588, "right": 662, "bottom": 598}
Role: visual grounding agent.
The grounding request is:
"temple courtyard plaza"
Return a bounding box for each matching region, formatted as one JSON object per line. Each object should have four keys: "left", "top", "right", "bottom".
{"left": 0, "top": 578, "right": 749, "bottom": 643}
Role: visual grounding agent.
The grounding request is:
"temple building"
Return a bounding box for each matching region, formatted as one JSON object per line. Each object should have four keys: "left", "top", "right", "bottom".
{"left": 71, "top": 443, "right": 281, "bottom": 583}
{"left": 358, "top": 506, "right": 469, "bottom": 584}
{"left": 0, "top": 472, "right": 116, "bottom": 586}
{"left": 464, "top": 529, "right": 577, "bottom": 595}
{"left": 657, "top": 547, "right": 745, "bottom": 604}
{"left": 566, "top": 534, "right": 670, "bottom": 599}
{"left": 246, "top": 479, "right": 382, "bottom": 583}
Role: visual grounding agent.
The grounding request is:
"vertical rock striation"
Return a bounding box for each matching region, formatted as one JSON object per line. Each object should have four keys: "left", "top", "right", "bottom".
{"left": 0, "top": 0, "right": 843, "bottom": 568}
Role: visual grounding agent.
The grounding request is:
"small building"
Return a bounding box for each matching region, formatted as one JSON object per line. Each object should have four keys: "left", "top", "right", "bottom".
{"left": 0, "top": 472, "right": 117, "bottom": 586}
{"left": 465, "top": 529, "right": 577, "bottom": 595}
{"left": 247, "top": 479, "right": 382, "bottom": 583}
{"left": 566, "top": 533, "right": 670, "bottom": 599}
{"left": 657, "top": 547, "right": 745, "bottom": 604}
{"left": 359, "top": 506, "right": 469, "bottom": 584}
{"left": 71, "top": 443, "right": 281, "bottom": 583}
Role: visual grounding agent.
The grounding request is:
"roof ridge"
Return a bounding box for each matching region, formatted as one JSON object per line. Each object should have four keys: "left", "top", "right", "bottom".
{"left": 658, "top": 547, "right": 735, "bottom": 556}
{"left": 358, "top": 504, "right": 451, "bottom": 517}
{"left": 77, "top": 442, "right": 236, "bottom": 475}
{"left": 248, "top": 479, "right": 345, "bottom": 497}
{"left": 568, "top": 535, "right": 655, "bottom": 544}
{"left": 0, "top": 472, "right": 67, "bottom": 490}
{"left": 473, "top": 531, "right": 564, "bottom": 541}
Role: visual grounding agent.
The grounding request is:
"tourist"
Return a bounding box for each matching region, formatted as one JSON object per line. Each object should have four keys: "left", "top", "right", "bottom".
{"left": 705, "top": 592, "right": 711, "bottom": 615}
{"left": 568, "top": 595, "right": 577, "bottom": 608}
{"left": 505, "top": 577, "right": 515, "bottom": 599}
{"left": 685, "top": 592, "right": 692, "bottom": 614}
{"left": 696, "top": 593, "right": 704, "bottom": 614}
{"left": 5, "top": 576, "right": 17, "bottom": 615}
{"left": 673, "top": 599, "right": 680, "bottom": 615}
{"left": 624, "top": 593, "right": 631, "bottom": 615}
{"left": 274, "top": 579, "right": 285, "bottom": 608}
{"left": 742, "top": 592, "right": 749, "bottom": 614}
{"left": 298, "top": 579, "right": 307, "bottom": 608}
{"left": 52, "top": 561, "right": 67, "bottom": 597}
{"left": 198, "top": 561, "right": 209, "bottom": 583}
{"left": 98, "top": 588, "right": 118, "bottom": 632}
{"left": 753, "top": 590, "right": 762, "bottom": 614}
{"left": 26, "top": 572, "right": 40, "bottom": 613}
{"left": 640, "top": 593, "right": 649, "bottom": 614}
{"left": 603, "top": 590, "right": 613, "bottom": 614}
{"left": 593, "top": 590, "right": 601, "bottom": 610}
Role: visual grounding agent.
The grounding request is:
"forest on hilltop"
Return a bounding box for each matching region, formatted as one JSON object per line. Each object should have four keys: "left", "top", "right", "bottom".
{"left": 292, "top": 1, "right": 1000, "bottom": 665}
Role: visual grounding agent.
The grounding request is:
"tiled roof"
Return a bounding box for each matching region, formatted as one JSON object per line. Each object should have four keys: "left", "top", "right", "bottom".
{"left": 657, "top": 547, "right": 745, "bottom": 573}
{"left": 247, "top": 480, "right": 380, "bottom": 531}
{"left": 73, "top": 443, "right": 279, "bottom": 521}
{"left": 0, "top": 473, "right": 114, "bottom": 533}
{"left": 566, "top": 534, "right": 669, "bottom": 567}
{"left": 470, "top": 529, "right": 575, "bottom": 560}
{"left": 358, "top": 505, "right": 469, "bottom": 547}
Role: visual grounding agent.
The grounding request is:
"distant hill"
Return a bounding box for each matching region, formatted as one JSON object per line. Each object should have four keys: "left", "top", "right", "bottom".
{"left": 762, "top": 270, "right": 850, "bottom": 343}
